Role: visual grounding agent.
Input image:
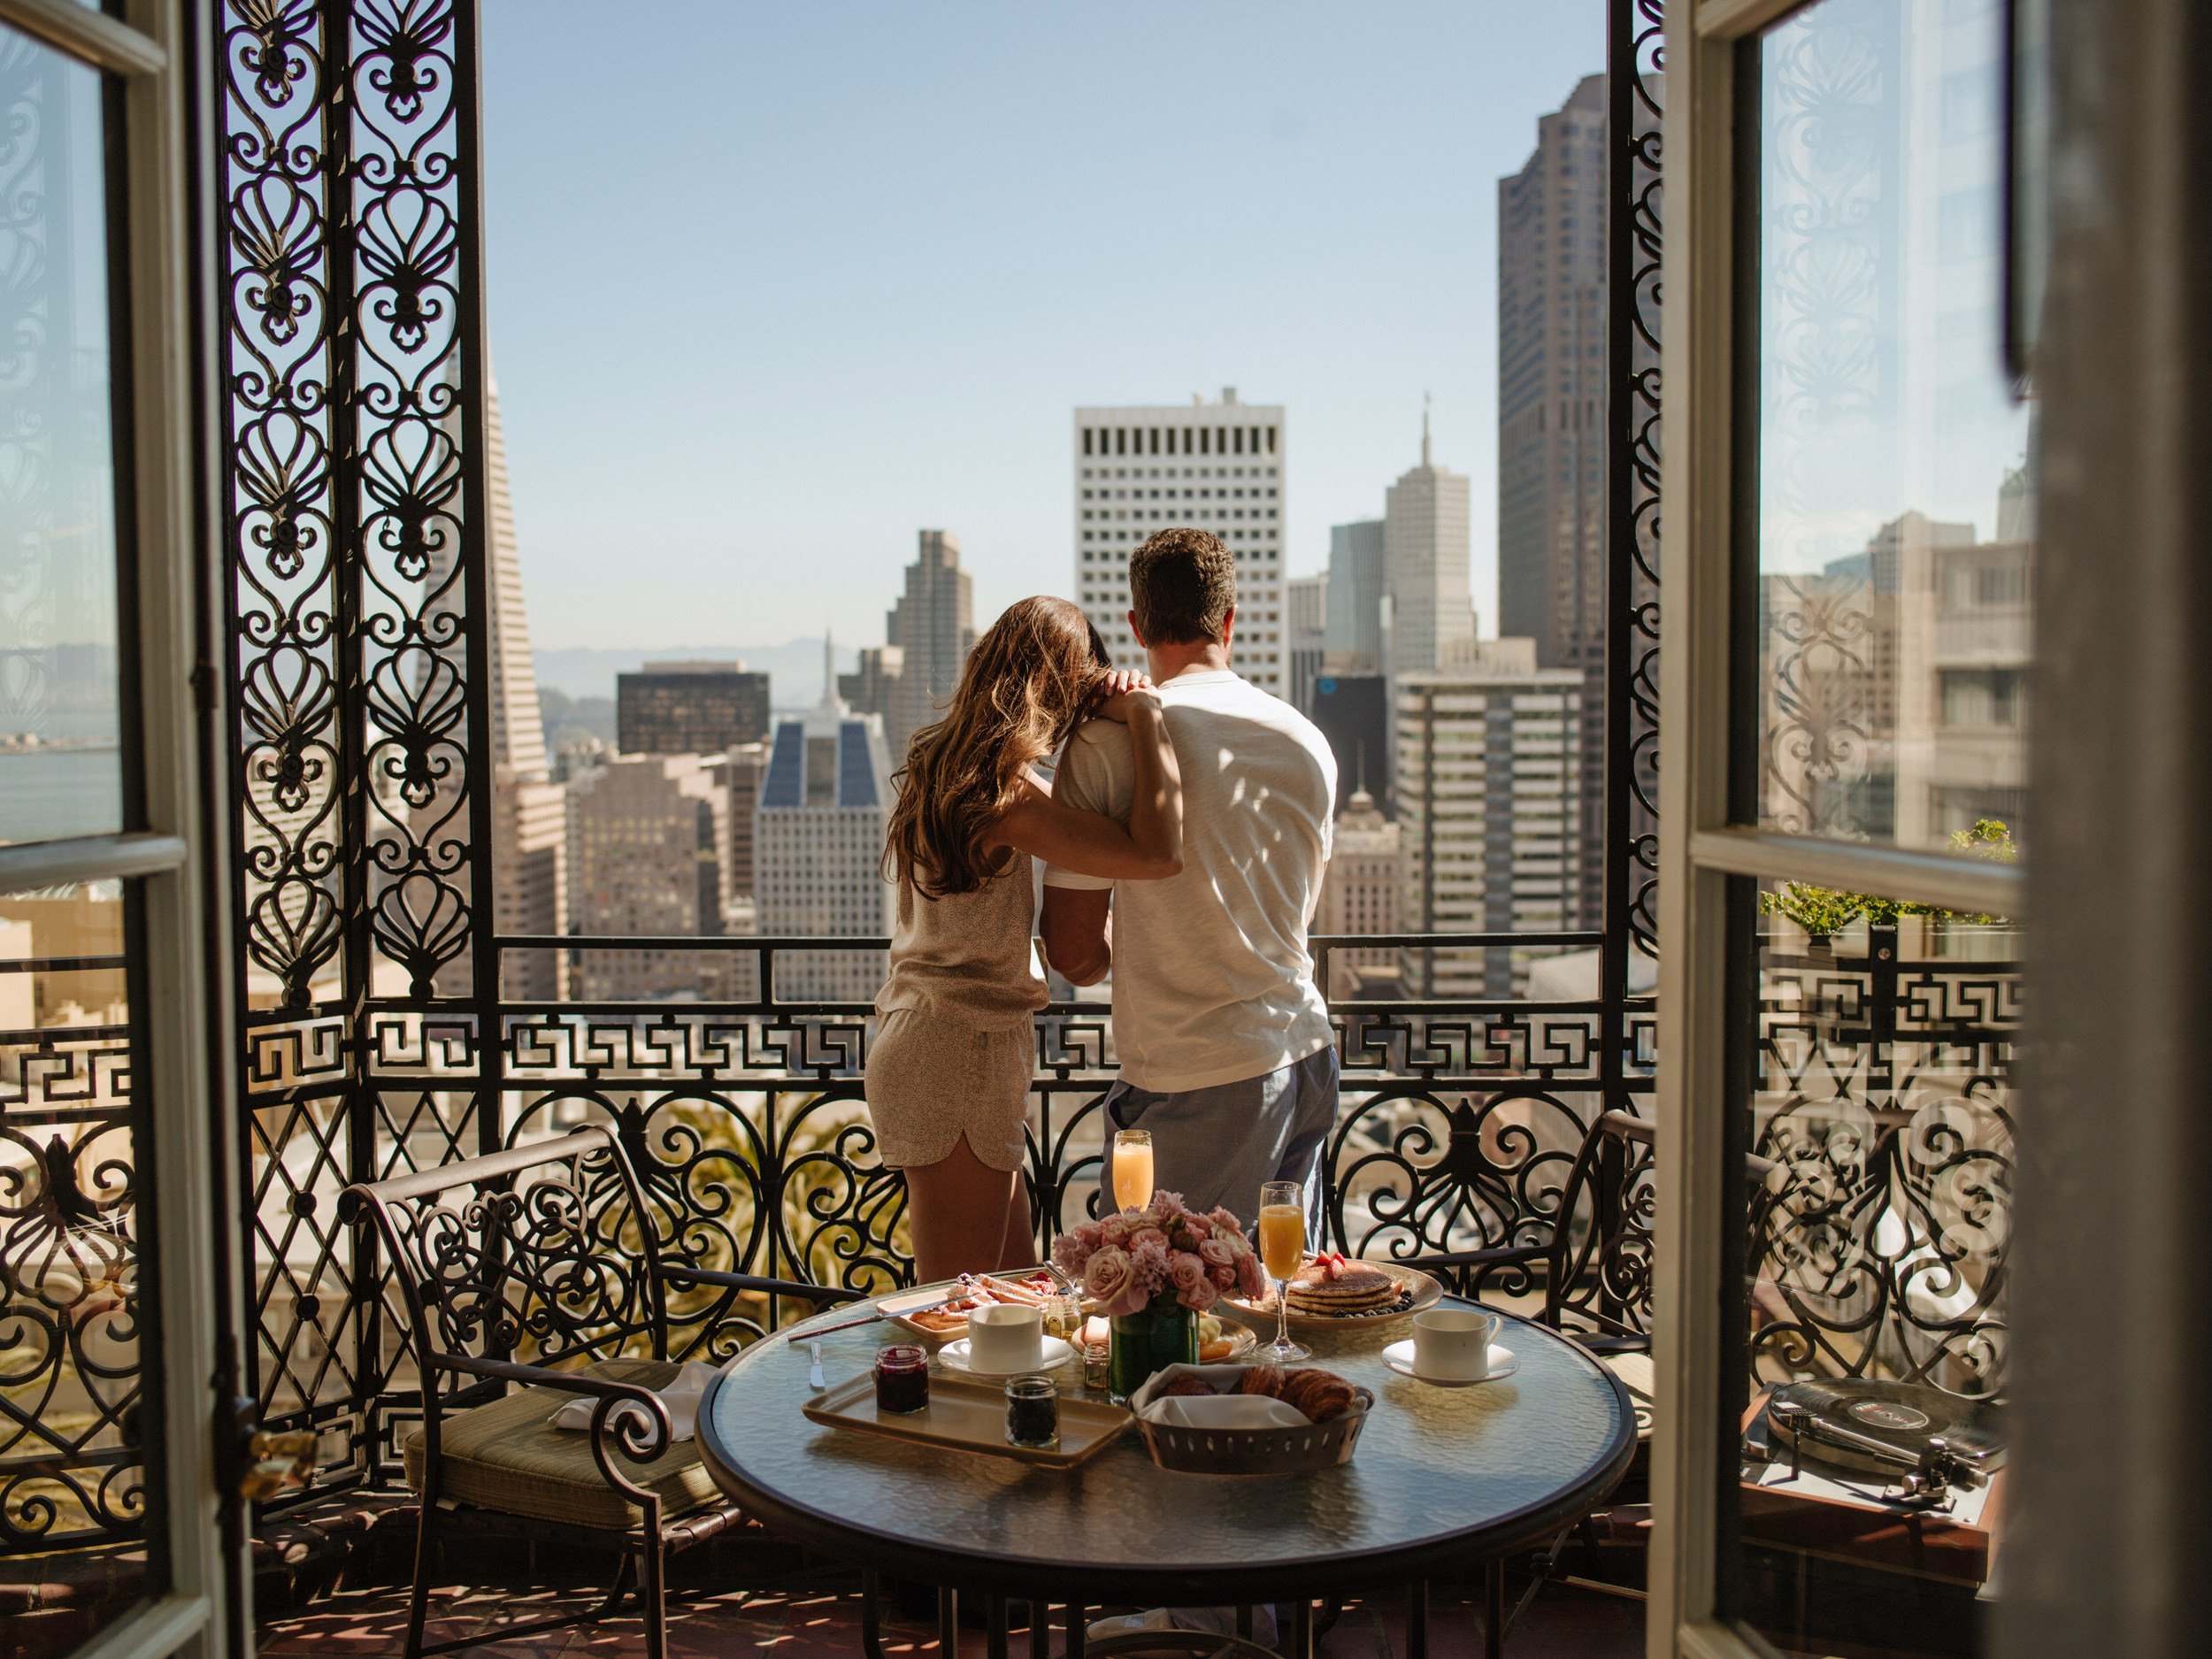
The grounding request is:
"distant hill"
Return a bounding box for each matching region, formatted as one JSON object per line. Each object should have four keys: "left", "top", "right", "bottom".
{"left": 534, "top": 640, "right": 861, "bottom": 710}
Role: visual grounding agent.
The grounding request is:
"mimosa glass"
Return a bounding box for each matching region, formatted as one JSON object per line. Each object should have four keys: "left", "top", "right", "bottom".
{"left": 1256, "top": 1180, "right": 1310, "bottom": 1363}
{"left": 1111, "top": 1129, "right": 1154, "bottom": 1211}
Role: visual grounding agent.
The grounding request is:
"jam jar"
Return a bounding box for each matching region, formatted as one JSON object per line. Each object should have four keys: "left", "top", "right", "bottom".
{"left": 872, "top": 1344, "right": 929, "bottom": 1415}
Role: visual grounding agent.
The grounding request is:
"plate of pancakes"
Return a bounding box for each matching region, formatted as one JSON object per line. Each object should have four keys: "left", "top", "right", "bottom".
{"left": 1221, "top": 1252, "right": 1444, "bottom": 1333}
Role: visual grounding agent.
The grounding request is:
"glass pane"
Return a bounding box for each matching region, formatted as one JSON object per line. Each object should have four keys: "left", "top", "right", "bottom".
{"left": 0, "top": 27, "right": 127, "bottom": 848}
{"left": 1727, "top": 875, "right": 2014, "bottom": 1658}
{"left": 1, "top": 879, "right": 165, "bottom": 1615}
{"left": 1750, "top": 0, "right": 2032, "bottom": 860}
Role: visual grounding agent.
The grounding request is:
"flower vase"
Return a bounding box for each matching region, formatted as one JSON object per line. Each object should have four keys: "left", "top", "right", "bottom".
{"left": 1108, "top": 1294, "right": 1197, "bottom": 1402}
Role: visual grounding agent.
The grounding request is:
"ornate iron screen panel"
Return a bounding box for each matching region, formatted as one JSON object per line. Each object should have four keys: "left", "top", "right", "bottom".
{"left": 217, "top": 0, "right": 498, "bottom": 1500}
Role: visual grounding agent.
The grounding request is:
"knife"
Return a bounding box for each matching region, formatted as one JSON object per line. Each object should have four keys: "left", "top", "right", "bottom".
{"left": 807, "top": 1340, "right": 826, "bottom": 1391}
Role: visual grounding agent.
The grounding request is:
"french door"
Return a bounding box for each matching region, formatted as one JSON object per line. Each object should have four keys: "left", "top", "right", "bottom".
{"left": 0, "top": 4, "right": 242, "bottom": 1658}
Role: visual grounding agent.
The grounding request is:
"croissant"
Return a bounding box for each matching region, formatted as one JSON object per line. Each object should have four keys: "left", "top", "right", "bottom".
{"left": 1160, "top": 1374, "right": 1218, "bottom": 1398}
{"left": 1279, "top": 1368, "right": 1357, "bottom": 1423}
{"left": 1235, "top": 1364, "right": 1286, "bottom": 1397}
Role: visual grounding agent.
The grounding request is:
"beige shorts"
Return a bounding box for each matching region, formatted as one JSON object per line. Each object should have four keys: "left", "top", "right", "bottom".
{"left": 864, "top": 1009, "right": 1034, "bottom": 1172}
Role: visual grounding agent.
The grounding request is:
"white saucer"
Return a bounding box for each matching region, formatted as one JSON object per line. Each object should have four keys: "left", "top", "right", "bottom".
{"left": 1381, "top": 1339, "right": 1517, "bottom": 1386}
{"left": 938, "top": 1335, "right": 1076, "bottom": 1377}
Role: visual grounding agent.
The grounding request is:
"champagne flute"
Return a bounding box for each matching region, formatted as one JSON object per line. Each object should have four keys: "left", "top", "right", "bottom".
{"left": 1256, "top": 1180, "right": 1311, "bottom": 1363}
{"left": 1111, "top": 1129, "right": 1154, "bottom": 1211}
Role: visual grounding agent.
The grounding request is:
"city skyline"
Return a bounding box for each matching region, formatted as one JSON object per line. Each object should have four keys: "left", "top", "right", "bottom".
{"left": 480, "top": 1, "right": 1608, "bottom": 649}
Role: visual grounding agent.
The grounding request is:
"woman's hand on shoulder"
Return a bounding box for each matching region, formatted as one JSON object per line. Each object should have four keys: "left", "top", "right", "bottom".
{"left": 1096, "top": 669, "right": 1161, "bottom": 724}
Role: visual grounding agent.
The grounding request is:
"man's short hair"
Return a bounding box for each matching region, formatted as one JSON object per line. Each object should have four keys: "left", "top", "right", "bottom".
{"left": 1129, "top": 527, "right": 1236, "bottom": 645}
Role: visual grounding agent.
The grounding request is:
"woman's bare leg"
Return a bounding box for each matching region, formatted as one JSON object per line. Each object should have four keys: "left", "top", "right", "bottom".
{"left": 902, "top": 1133, "right": 1023, "bottom": 1285}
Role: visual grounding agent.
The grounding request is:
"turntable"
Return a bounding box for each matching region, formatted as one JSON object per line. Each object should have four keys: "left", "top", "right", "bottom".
{"left": 1740, "top": 1379, "right": 2007, "bottom": 1591}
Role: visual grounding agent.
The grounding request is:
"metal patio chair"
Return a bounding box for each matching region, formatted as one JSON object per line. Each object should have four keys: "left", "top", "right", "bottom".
{"left": 340, "top": 1125, "right": 860, "bottom": 1659}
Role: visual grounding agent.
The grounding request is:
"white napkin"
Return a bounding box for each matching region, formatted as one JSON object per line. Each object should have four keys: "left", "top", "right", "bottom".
{"left": 1141, "top": 1394, "right": 1309, "bottom": 1430}
{"left": 548, "top": 1360, "right": 718, "bottom": 1443}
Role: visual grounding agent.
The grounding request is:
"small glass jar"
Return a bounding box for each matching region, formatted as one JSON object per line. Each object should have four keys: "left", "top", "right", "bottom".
{"left": 1082, "top": 1333, "right": 1111, "bottom": 1393}
{"left": 1005, "top": 1373, "right": 1060, "bottom": 1448}
{"left": 1043, "top": 1291, "right": 1085, "bottom": 1344}
{"left": 872, "top": 1344, "right": 929, "bottom": 1415}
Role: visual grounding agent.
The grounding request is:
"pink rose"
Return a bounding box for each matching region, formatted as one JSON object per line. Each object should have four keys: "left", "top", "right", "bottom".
{"left": 1098, "top": 1214, "right": 1132, "bottom": 1249}
{"left": 1237, "top": 1252, "right": 1268, "bottom": 1300}
{"left": 1199, "top": 1236, "right": 1236, "bottom": 1269}
{"left": 1179, "top": 1272, "right": 1219, "bottom": 1314}
{"left": 1131, "top": 1226, "right": 1169, "bottom": 1255}
{"left": 1170, "top": 1253, "right": 1208, "bottom": 1296}
{"left": 1210, "top": 1261, "right": 1237, "bottom": 1291}
{"left": 1084, "top": 1246, "right": 1136, "bottom": 1311}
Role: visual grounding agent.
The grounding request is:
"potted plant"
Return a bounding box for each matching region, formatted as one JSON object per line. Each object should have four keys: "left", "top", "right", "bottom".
{"left": 1052, "top": 1190, "right": 1267, "bottom": 1402}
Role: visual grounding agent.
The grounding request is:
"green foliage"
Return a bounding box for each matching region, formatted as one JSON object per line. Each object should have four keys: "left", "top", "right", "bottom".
{"left": 1762, "top": 820, "right": 2015, "bottom": 940}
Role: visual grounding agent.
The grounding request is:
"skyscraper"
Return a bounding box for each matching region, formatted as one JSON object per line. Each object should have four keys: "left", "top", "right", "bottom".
{"left": 616, "top": 661, "right": 772, "bottom": 756}
{"left": 1314, "top": 787, "right": 1402, "bottom": 1000}
{"left": 1394, "top": 640, "right": 1583, "bottom": 998}
{"left": 1286, "top": 574, "right": 1328, "bottom": 714}
{"left": 1383, "top": 408, "right": 1475, "bottom": 675}
{"left": 753, "top": 670, "right": 895, "bottom": 1002}
{"left": 1325, "top": 519, "right": 1386, "bottom": 670}
{"left": 884, "top": 531, "right": 974, "bottom": 761}
{"left": 837, "top": 645, "right": 903, "bottom": 730}
{"left": 427, "top": 369, "right": 565, "bottom": 1001}
{"left": 1498, "top": 72, "right": 1615, "bottom": 927}
{"left": 1073, "top": 391, "right": 1287, "bottom": 695}
{"left": 565, "top": 753, "right": 733, "bottom": 1001}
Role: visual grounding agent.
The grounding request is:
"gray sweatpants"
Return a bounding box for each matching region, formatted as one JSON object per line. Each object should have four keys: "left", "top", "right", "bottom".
{"left": 1102, "top": 1044, "right": 1340, "bottom": 1233}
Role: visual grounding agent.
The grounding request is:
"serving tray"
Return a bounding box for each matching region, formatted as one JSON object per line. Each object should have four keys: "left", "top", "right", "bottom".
{"left": 802, "top": 1371, "right": 1133, "bottom": 1469}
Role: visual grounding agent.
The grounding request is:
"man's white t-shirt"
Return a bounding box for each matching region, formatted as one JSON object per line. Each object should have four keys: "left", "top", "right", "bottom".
{"left": 1043, "top": 670, "right": 1337, "bottom": 1093}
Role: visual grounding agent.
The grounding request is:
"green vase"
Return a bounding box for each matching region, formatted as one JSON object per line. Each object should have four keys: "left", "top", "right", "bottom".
{"left": 1107, "top": 1294, "right": 1197, "bottom": 1402}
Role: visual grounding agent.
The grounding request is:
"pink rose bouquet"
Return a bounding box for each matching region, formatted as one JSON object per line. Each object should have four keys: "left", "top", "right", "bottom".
{"left": 1051, "top": 1188, "right": 1258, "bottom": 1315}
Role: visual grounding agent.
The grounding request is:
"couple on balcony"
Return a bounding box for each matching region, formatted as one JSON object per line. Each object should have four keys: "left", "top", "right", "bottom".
{"left": 865, "top": 528, "right": 1340, "bottom": 1281}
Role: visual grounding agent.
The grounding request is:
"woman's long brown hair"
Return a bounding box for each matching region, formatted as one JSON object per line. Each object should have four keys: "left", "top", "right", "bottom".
{"left": 882, "top": 596, "right": 1112, "bottom": 898}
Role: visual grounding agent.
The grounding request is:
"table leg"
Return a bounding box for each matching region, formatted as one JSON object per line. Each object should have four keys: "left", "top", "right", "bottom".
{"left": 939, "top": 1586, "right": 959, "bottom": 1659}
{"left": 986, "top": 1595, "right": 1009, "bottom": 1659}
{"left": 1484, "top": 1560, "right": 1504, "bottom": 1659}
{"left": 1289, "top": 1598, "right": 1314, "bottom": 1659}
{"left": 1235, "top": 1605, "right": 1254, "bottom": 1642}
{"left": 1064, "top": 1601, "right": 1087, "bottom": 1659}
{"left": 861, "top": 1571, "right": 888, "bottom": 1659}
{"left": 1407, "top": 1581, "right": 1429, "bottom": 1659}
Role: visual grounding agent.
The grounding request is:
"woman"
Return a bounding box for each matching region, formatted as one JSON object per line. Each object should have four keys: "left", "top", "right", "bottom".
{"left": 870, "top": 595, "right": 1183, "bottom": 1284}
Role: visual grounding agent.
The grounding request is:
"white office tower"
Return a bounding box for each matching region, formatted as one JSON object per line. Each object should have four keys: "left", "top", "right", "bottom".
{"left": 565, "top": 754, "right": 735, "bottom": 1002}
{"left": 1073, "top": 391, "right": 1286, "bottom": 695}
{"left": 1384, "top": 407, "right": 1476, "bottom": 676}
{"left": 1286, "top": 573, "right": 1329, "bottom": 712}
{"left": 426, "top": 368, "right": 565, "bottom": 1002}
{"left": 754, "top": 665, "right": 895, "bottom": 1002}
{"left": 1394, "top": 640, "right": 1582, "bottom": 999}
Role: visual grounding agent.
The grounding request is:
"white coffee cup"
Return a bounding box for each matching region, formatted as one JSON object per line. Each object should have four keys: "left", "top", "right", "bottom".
{"left": 966, "top": 1302, "right": 1044, "bottom": 1372}
{"left": 1411, "top": 1308, "right": 1503, "bottom": 1381}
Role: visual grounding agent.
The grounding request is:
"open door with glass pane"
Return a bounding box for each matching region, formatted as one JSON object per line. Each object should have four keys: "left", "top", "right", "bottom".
{"left": 1653, "top": 1, "right": 2032, "bottom": 1656}
{"left": 1, "top": 4, "right": 246, "bottom": 1659}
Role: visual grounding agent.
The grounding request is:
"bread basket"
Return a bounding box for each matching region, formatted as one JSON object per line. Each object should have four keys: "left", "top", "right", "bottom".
{"left": 1127, "top": 1363, "right": 1375, "bottom": 1477}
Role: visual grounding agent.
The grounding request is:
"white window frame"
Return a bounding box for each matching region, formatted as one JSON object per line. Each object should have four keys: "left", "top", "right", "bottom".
{"left": 1647, "top": 2, "right": 2028, "bottom": 1656}
{"left": 0, "top": 4, "right": 235, "bottom": 1659}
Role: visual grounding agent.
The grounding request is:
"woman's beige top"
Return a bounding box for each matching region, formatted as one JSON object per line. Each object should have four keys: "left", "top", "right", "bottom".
{"left": 876, "top": 854, "right": 1048, "bottom": 1028}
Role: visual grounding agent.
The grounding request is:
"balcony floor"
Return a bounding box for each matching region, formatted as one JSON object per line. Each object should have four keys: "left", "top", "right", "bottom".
{"left": 254, "top": 1578, "right": 1647, "bottom": 1659}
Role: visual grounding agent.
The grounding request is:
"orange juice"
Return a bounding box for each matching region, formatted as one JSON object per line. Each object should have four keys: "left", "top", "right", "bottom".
{"left": 1112, "top": 1137, "right": 1154, "bottom": 1210}
{"left": 1258, "top": 1204, "right": 1306, "bottom": 1281}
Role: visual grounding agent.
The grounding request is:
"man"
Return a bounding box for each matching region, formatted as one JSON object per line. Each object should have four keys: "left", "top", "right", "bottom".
{"left": 1041, "top": 527, "right": 1339, "bottom": 1225}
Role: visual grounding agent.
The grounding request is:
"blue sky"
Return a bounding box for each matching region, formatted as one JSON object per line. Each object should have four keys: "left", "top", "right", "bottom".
{"left": 480, "top": 1, "right": 1604, "bottom": 655}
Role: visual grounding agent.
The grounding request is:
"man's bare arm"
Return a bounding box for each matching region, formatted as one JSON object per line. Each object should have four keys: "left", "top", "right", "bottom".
{"left": 1041, "top": 887, "right": 1113, "bottom": 986}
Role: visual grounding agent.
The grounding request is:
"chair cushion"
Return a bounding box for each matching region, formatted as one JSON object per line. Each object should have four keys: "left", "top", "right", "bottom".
{"left": 403, "top": 1358, "right": 722, "bottom": 1531}
{"left": 1603, "top": 1350, "right": 1655, "bottom": 1439}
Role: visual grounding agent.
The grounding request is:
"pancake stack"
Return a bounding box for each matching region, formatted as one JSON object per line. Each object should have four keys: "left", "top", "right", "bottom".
{"left": 1284, "top": 1253, "right": 1402, "bottom": 1317}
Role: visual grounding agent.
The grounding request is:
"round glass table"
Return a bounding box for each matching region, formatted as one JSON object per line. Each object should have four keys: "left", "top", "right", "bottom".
{"left": 697, "top": 1287, "right": 1635, "bottom": 1659}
